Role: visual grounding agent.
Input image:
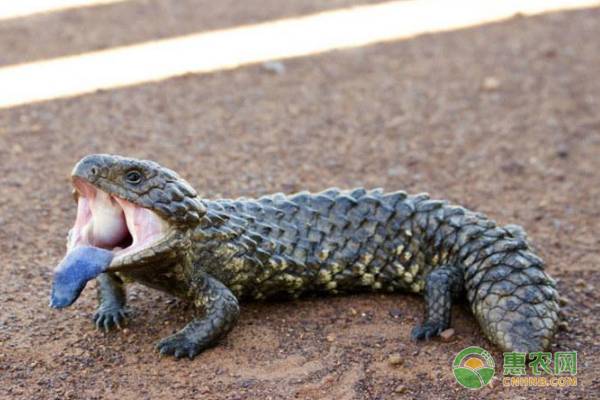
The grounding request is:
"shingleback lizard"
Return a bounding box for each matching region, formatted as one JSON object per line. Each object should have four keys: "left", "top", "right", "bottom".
{"left": 57, "top": 154, "right": 560, "bottom": 359}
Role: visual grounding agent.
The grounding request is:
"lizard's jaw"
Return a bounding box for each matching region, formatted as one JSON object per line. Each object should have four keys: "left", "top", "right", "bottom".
{"left": 68, "top": 178, "right": 170, "bottom": 268}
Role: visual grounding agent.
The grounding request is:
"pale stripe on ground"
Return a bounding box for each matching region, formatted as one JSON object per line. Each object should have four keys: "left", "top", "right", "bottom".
{"left": 0, "top": 0, "right": 597, "bottom": 108}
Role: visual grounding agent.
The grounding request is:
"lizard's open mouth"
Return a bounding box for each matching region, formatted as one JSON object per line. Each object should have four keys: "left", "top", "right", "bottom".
{"left": 68, "top": 178, "right": 169, "bottom": 267}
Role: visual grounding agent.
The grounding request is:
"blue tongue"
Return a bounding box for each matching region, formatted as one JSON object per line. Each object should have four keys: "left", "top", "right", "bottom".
{"left": 49, "top": 246, "right": 114, "bottom": 309}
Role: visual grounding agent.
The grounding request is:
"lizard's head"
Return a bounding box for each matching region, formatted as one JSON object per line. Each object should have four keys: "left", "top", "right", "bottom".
{"left": 67, "top": 154, "right": 206, "bottom": 270}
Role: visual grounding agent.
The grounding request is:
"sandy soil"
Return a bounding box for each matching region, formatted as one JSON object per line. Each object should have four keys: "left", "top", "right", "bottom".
{"left": 0, "top": 4, "right": 599, "bottom": 399}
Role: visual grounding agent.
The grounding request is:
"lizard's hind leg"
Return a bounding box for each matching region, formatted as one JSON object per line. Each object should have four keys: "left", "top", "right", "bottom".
{"left": 411, "top": 264, "right": 463, "bottom": 340}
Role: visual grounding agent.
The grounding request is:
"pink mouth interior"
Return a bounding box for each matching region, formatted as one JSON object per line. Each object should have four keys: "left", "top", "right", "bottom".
{"left": 68, "top": 178, "right": 167, "bottom": 262}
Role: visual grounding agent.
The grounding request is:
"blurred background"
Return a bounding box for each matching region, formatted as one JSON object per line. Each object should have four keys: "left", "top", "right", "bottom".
{"left": 0, "top": 1, "right": 598, "bottom": 399}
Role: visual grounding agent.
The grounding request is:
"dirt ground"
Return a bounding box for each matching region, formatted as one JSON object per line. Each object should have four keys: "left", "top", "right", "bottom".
{"left": 0, "top": 2, "right": 599, "bottom": 399}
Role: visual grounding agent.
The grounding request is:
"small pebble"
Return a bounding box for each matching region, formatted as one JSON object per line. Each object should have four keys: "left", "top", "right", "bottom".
{"left": 558, "top": 296, "right": 569, "bottom": 306}
{"left": 388, "top": 308, "right": 402, "bottom": 319}
{"left": 440, "top": 328, "right": 455, "bottom": 342}
{"left": 262, "top": 61, "right": 286, "bottom": 75}
{"left": 556, "top": 145, "right": 569, "bottom": 159}
{"left": 388, "top": 353, "right": 403, "bottom": 366}
{"left": 387, "top": 166, "right": 406, "bottom": 177}
{"left": 543, "top": 48, "right": 557, "bottom": 58}
{"left": 558, "top": 321, "right": 571, "bottom": 332}
{"left": 198, "top": 386, "right": 210, "bottom": 394}
{"left": 487, "top": 377, "right": 500, "bottom": 389}
{"left": 482, "top": 77, "right": 500, "bottom": 91}
{"left": 326, "top": 334, "right": 336, "bottom": 342}
{"left": 394, "top": 385, "right": 407, "bottom": 394}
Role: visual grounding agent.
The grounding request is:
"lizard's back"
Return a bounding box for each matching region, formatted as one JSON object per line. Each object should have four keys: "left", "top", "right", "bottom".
{"left": 195, "top": 187, "right": 559, "bottom": 352}
{"left": 199, "top": 188, "right": 478, "bottom": 296}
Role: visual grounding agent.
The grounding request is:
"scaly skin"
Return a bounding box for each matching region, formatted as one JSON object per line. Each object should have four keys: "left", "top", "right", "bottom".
{"left": 70, "top": 154, "right": 560, "bottom": 359}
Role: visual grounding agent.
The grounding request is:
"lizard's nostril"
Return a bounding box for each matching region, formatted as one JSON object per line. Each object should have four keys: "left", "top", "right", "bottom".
{"left": 90, "top": 167, "right": 98, "bottom": 176}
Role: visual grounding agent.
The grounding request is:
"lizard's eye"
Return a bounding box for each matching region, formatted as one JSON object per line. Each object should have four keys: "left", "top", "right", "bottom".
{"left": 125, "top": 170, "right": 143, "bottom": 184}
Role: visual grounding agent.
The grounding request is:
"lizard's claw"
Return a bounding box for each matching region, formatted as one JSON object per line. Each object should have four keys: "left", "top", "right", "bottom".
{"left": 410, "top": 322, "right": 444, "bottom": 341}
{"left": 156, "top": 333, "right": 201, "bottom": 360}
{"left": 93, "top": 307, "right": 129, "bottom": 331}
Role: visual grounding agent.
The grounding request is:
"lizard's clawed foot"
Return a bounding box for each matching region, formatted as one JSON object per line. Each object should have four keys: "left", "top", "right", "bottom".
{"left": 410, "top": 322, "right": 445, "bottom": 341}
{"left": 156, "top": 333, "right": 204, "bottom": 359}
{"left": 93, "top": 306, "right": 129, "bottom": 331}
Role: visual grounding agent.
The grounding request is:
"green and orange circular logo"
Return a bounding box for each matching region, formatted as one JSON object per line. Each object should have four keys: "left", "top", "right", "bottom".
{"left": 452, "top": 346, "right": 495, "bottom": 389}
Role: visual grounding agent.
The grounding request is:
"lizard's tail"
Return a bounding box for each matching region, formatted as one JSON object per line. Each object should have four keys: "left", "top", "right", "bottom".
{"left": 463, "top": 228, "right": 559, "bottom": 352}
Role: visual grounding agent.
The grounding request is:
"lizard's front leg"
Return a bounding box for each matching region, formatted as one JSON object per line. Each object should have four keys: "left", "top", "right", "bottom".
{"left": 94, "top": 272, "right": 129, "bottom": 330}
{"left": 156, "top": 275, "right": 240, "bottom": 359}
